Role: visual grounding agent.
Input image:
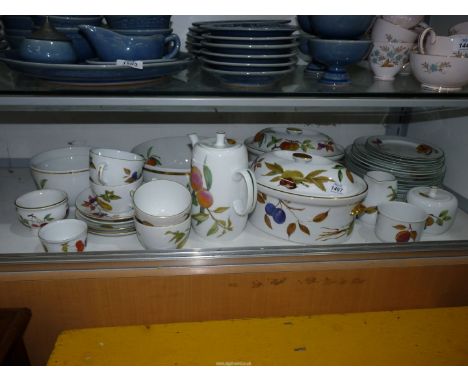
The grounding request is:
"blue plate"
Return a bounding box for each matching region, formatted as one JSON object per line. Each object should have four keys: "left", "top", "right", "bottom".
{"left": 0, "top": 51, "right": 192, "bottom": 85}
{"left": 202, "top": 64, "right": 294, "bottom": 87}
{"left": 192, "top": 19, "right": 291, "bottom": 28}
{"left": 202, "top": 23, "right": 297, "bottom": 37}
{"left": 200, "top": 49, "right": 297, "bottom": 64}
{"left": 201, "top": 33, "right": 298, "bottom": 45}
{"left": 201, "top": 41, "right": 298, "bottom": 55}
{"left": 201, "top": 56, "right": 296, "bottom": 72}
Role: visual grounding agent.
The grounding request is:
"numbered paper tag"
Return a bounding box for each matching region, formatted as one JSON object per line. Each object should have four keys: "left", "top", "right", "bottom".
{"left": 328, "top": 182, "right": 344, "bottom": 195}
{"left": 115, "top": 60, "right": 144, "bottom": 69}
{"left": 453, "top": 37, "right": 468, "bottom": 57}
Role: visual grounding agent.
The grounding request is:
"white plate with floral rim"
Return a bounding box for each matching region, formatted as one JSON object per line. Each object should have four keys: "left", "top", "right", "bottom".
{"left": 75, "top": 188, "right": 135, "bottom": 222}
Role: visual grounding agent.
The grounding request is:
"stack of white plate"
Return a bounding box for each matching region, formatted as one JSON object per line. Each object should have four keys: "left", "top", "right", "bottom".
{"left": 75, "top": 188, "right": 135, "bottom": 236}
{"left": 345, "top": 135, "right": 445, "bottom": 200}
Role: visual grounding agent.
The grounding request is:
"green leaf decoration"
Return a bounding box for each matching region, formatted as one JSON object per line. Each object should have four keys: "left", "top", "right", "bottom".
{"left": 39, "top": 179, "right": 47, "bottom": 189}
{"left": 436, "top": 218, "right": 444, "bottom": 226}
{"left": 287, "top": 223, "right": 296, "bottom": 237}
{"left": 387, "top": 186, "right": 397, "bottom": 201}
{"left": 346, "top": 220, "right": 355, "bottom": 236}
{"left": 89, "top": 160, "right": 96, "bottom": 169}
{"left": 265, "top": 162, "right": 284, "bottom": 175}
{"left": 337, "top": 169, "right": 343, "bottom": 183}
{"left": 61, "top": 243, "right": 68, "bottom": 253}
{"left": 191, "top": 190, "right": 199, "bottom": 206}
{"left": 393, "top": 224, "right": 407, "bottom": 230}
{"left": 191, "top": 212, "right": 209, "bottom": 224}
{"left": 419, "top": 192, "right": 430, "bottom": 198}
{"left": 124, "top": 168, "right": 131, "bottom": 175}
{"left": 227, "top": 218, "right": 233, "bottom": 230}
{"left": 282, "top": 170, "right": 305, "bottom": 181}
{"left": 439, "top": 210, "right": 449, "bottom": 218}
{"left": 146, "top": 146, "right": 153, "bottom": 159}
{"left": 203, "top": 164, "right": 213, "bottom": 191}
{"left": 270, "top": 176, "right": 282, "bottom": 183}
{"left": 207, "top": 221, "right": 219, "bottom": 236}
{"left": 264, "top": 214, "right": 272, "bottom": 230}
{"left": 312, "top": 210, "right": 329, "bottom": 223}
{"left": 299, "top": 223, "right": 310, "bottom": 236}
{"left": 44, "top": 214, "right": 53, "bottom": 222}
{"left": 308, "top": 176, "right": 331, "bottom": 192}
{"left": 305, "top": 169, "right": 327, "bottom": 180}
{"left": 257, "top": 192, "right": 267, "bottom": 204}
{"left": 213, "top": 207, "right": 229, "bottom": 214}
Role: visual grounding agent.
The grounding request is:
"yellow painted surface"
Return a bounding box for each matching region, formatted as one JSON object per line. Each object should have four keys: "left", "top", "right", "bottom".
{"left": 48, "top": 306, "right": 468, "bottom": 366}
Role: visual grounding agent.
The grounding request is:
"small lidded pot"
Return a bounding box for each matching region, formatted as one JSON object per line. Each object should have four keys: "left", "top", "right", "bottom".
{"left": 19, "top": 17, "right": 77, "bottom": 64}
{"left": 407, "top": 186, "right": 458, "bottom": 235}
{"left": 249, "top": 151, "right": 367, "bottom": 245}
{"left": 245, "top": 127, "right": 344, "bottom": 162}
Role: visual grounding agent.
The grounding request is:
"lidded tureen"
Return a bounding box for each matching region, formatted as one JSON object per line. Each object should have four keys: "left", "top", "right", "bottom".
{"left": 249, "top": 151, "right": 367, "bottom": 244}
{"left": 245, "top": 127, "right": 345, "bottom": 162}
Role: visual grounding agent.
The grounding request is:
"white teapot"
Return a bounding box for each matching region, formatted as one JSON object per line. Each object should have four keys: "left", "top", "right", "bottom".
{"left": 189, "top": 132, "right": 257, "bottom": 241}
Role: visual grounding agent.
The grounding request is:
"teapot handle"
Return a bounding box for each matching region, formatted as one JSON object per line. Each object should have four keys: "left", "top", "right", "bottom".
{"left": 418, "top": 27, "right": 436, "bottom": 55}
{"left": 233, "top": 169, "right": 257, "bottom": 216}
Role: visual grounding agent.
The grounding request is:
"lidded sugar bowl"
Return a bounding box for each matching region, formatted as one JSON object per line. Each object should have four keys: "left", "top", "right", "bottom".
{"left": 407, "top": 186, "right": 458, "bottom": 235}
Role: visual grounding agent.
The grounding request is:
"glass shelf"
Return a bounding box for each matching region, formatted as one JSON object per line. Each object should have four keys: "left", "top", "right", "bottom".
{"left": 1, "top": 61, "right": 468, "bottom": 111}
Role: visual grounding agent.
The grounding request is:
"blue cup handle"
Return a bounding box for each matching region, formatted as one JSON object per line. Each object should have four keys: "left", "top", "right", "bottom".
{"left": 163, "top": 34, "right": 180, "bottom": 59}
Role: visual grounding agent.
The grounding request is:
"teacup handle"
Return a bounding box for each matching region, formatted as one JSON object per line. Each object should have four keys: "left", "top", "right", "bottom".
{"left": 163, "top": 34, "right": 181, "bottom": 59}
{"left": 97, "top": 164, "right": 107, "bottom": 186}
{"left": 233, "top": 169, "right": 257, "bottom": 216}
{"left": 418, "top": 27, "right": 436, "bottom": 55}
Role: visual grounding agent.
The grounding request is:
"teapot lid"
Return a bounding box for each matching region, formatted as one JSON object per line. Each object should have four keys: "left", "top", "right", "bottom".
{"left": 29, "top": 17, "right": 70, "bottom": 42}
{"left": 252, "top": 150, "right": 366, "bottom": 199}
{"left": 246, "top": 127, "right": 344, "bottom": 159}
{"left": 198, "top": 132, "right": 241, "bottom": 150}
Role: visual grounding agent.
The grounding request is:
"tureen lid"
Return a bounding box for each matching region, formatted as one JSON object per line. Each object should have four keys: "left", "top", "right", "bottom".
{"left": 245, "top": 127, "right": 344, "bottom": 158}
{"left": 252, "top": 150, "right": 366, "bottom": 199}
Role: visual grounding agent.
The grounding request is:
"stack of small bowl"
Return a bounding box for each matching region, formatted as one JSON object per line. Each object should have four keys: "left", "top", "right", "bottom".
{"left": 133, "top": 180, "right": 192, "bottom": 250}
{"left": 299, "top": 15, "right": 374, "bottom": 85}
{"left": 369, "top": 16, "right": 422, "bottom": 81}
{"left": 1, "top": 15, "right": 45, "bottom": 49}
{"left": 197, "top": 20, "right": 298, "bottom": 87}
{"left": 410, "top": 25, "right": 468, "bottom": 92}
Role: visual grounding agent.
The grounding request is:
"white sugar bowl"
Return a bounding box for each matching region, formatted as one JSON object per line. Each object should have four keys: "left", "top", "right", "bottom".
{"left": 407, "top": 186, "right": 458, "bottom": 235}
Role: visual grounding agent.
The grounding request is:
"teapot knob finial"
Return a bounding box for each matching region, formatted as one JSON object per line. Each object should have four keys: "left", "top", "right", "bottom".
{"left": 215, "top": 132, "right": 226, "bottom": 147}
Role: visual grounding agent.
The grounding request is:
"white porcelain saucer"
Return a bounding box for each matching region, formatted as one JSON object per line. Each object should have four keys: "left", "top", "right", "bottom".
{"left": 75, "top": 188, "right": 135, "bottom": 222}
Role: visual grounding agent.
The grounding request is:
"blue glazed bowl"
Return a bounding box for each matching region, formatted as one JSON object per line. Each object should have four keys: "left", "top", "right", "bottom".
{"left": 302, "top": 15, "right": 375, "bottom": 40}
{"left": 49, "top": 16, "right": 103, "bottom": 28}
{"left": 19, "top": 38, "right": 78, "bottom": 64}
{"left": 2, "top": 16, "right": 36, "bottom": 30}
{"left": 105, "top": 16, "right": 171, "bottom": 30}
{"left": 309, "top": 38, "right": 371, "bottom": 85}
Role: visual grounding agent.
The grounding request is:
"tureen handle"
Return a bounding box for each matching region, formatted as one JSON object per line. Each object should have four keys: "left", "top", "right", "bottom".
{"left": 233, "top": 169, "right": 257, "bottom": 216}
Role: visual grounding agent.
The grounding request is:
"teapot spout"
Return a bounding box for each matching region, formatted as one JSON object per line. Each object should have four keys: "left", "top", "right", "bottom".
{"left": 188, "top": 133, "right": 199, "bottom": 146}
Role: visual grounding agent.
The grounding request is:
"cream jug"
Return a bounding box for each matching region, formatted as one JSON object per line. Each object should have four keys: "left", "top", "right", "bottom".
{"left": 359, "top": 170, "right": 398, "bottom": 226}
{"left": 189, "top": 132, "right": 257, "bottom": 240}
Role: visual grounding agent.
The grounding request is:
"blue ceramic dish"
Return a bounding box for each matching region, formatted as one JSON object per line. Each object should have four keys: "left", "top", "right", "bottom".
{"left": 0, "top": 51, "right": 192, "bottom": 84}
{"left": 105, "top": 16, "right": 171, "bottom": 30}
{"left": 19, "top": 39, "right": 77, "bottom": 64}
{"left": 201, "top": 41, "right": 298, "bottom": 56}
{"left": 202, "top": 23, "right": 297, "bottom": 38}
{"left": 79, "top": 25, "right": 180, "bottom": 61}
{"left": 309, "top": 38, "right": 372, "bottom": 85}
{"left": 303, "top": 16, "right": 375, "bottom": 40}
{"left": 201, "top": 33, "right": 298, "bottom": 46}
{"left": 202, "top": 65, "right": 294, "bottom": 87}
{"left": 200, "top": 49, "right": 297, "bottom": 64}
{"left": 49, "top": 16, "right": 103, "bottom": 28}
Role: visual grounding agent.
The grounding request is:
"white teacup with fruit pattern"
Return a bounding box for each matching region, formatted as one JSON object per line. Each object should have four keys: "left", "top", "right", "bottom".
{"left": 90, "top": 176, "right": 143, "bottom": 214}
{"left": 369, "top": 41, "right": 414, "bottom": 80}
{"left": 90, "top": 148, "right": 144, "bottom": 186}
{"left": 38, "top": 219, "right": 88, "bottom": 253}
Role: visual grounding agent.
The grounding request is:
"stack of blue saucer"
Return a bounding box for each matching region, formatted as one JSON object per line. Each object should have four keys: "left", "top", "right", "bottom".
{"left": 197, "top": 20, "right": 298, "bottom": 87}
